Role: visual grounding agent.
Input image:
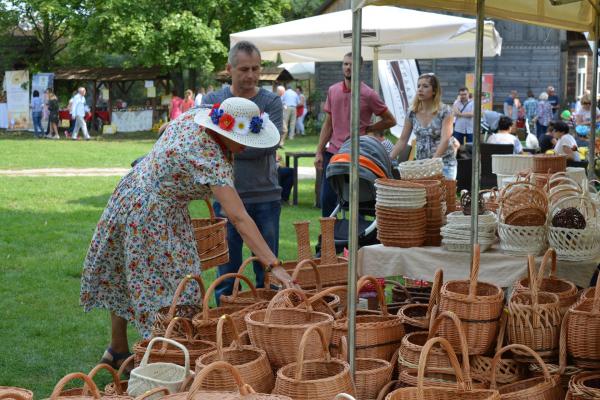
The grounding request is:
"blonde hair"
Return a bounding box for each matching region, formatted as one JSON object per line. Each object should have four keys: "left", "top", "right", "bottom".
{"left": 539, "top": 91, "right": 548, "bottom": 101}
{"left": 410, "top": 73, "right": 442, "bottom": 114}
{"left": 184, "top": 89, "right": 193, "bottom": 99}
{"left": 581, "top": 93, "right": 592, "bottom": 104}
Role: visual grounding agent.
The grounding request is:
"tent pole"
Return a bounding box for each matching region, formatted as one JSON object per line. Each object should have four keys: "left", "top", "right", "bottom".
{"left": 373, "top": 46, "right": 380, "bottom": 95}
{"left": 348, "top": 1, "right": 362, "bottom": 375}
{"left": 469, "top": 0, "right": 485, "bottom": 257}
{"left": 589, "top": 12, "right": 599, "bottom": 179}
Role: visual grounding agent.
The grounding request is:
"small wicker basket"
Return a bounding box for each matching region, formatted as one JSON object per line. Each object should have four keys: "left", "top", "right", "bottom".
{"left": 191, "top": 199, "right": 228, "bottom": 270}
{"left": 533, "top": 154, "right": 567, "bottom": 174}
{"left": 566, "top": 275, "right": 600, "bottom": 369}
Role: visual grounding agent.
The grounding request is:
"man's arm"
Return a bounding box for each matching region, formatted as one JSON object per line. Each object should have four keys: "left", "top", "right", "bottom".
{"left": 366, "top": 109, "right": 396, "bottom": 133}
{"left": 314, "top": 113, "right": 333, "bottom": 169}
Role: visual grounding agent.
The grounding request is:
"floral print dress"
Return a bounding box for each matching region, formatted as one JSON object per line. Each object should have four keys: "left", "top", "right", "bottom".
{"left": 408, "top": 104, "right": 456, "bottom": 169}
{"left": 80, "top": 110, "right": 233, "bottom": 337}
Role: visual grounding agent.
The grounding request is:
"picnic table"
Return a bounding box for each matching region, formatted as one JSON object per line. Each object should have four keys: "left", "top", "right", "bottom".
{"left": 285, "top": 151, "right": 318, "bottom": 206}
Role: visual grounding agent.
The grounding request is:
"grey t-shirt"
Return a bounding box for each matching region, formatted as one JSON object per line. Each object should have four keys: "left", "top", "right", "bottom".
{"left": 202, "top": 87, "right": 283, "bottom": 204}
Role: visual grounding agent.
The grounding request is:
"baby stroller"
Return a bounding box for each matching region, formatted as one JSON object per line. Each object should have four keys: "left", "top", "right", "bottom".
{"left": 320, "top": 136, "right": 394, "bottom": 254}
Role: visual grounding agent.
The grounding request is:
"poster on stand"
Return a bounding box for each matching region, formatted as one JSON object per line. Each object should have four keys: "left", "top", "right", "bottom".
{"left": 378, "top": 60, "right": 420, "bottom": 138}
{"left": 466, "top": 73, "right": 494, "bottom": 111}
{"left": 4, "top": 70, "right": 30, "bottom": 130}
{"left": 32, "top": 73, "right": 54, "bottom": 131}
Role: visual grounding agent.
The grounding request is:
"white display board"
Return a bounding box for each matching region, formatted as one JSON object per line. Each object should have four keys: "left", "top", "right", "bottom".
{"left": 112, "top": 110, "right": 153, "bottom": 132}
{"left": 0, "top": 103, "right": 8, "bottom": 129}
{"left": 4, "top": 70, "right": 30, "bottom": 130}
{"left": 378, "top": 60, "right": 420, "bottom": 138}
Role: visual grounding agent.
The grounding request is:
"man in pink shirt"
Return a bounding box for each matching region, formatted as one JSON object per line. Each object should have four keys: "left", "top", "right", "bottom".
{"left": 315, "top": 52, "right": 396, "bottom": 217}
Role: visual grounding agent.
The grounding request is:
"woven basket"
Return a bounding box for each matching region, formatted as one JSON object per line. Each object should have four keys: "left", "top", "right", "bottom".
{"left": 548, "top": 195, "right": 600, "bottom": 261}
{"left": 499, "top": 182, "right": 548, "bottom": 226}
{"left": 490, "top": 344, "right": 564, "bottom": 400}
{"left": 444, "top": 179, "right": 457, "bottom": 214}
{"left": 191, "top": 199, "right": 228, "bottom": 270}
{"left": 376, "top": 381, "right": 403, "bottom": 400}
{"left": 566, "top": 371, "right": 600, "bottom": 400}
{"left": 566, "top": 275, "right": 600, "bottom": 369}
{"left": 49, "top": 373, "right": 104, "bottom": 400}
{"left": 245, "top": 288, "right": 334, "bottom": 369}
{"left": 331, "top": 276, "right": 404, "bottom": 361}
{"left": 470, "top": 312, "right": 526, "bottom": 386}
{"left": 507, "top": 255, "right": 562, "bottom": 362}
{"left": 398, "top": 158, "right": 444, "bottom": 180}
{"left": 273, "top": 325, "right": 356, "bottom": 400}
{"left": 397, "top": 269, "right": 442, "bottom": 334}
{"left": 152, "top": 275, "right": 205, "bottom": 338}
{"left": 56, "top": 364, "right": 131, "bottom": 399}
{"left": 0, "top": 388, "right": 33, "bottom": 400}
{"left": 192, "top": 273, "right": 268, "bottom": 344}
{"left": 386, "top": 337, "right": 501, "bottom": 400}
{"left": 195, "top": 314, "right": 274, "bottom": 394}
{"left": 533, "top": 154, "right": 567, "bottom": 174}
{"left": 438, "top": 244, "right": 504, "bottom": 356}
{"left": 492, "top": 154, "right": 534, "bottom": 176}
{"left": 498, "top": 222, "right": 547, "bottom": 256}
{"left": 339, "top": 336, "right": 393, "bottom": 400}
{"left": 104, "top": 356, "right": 134, "bottom": 396}
{"left": 480, "top": 189, "right": 500, "bottom": 212}
{"left": 134, "top": 318, "right": 215, "bottom": 369}
{"left": 161, "top": 361, "right": 292, "bottom": 400}
{"left": 219, "top": 256, "right": 278, "bottom": 307}
{"left": 513, "top": 248, "right": 578, "bottom": 314}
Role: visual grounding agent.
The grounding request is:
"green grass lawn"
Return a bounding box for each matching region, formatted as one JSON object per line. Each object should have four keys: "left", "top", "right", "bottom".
{"left": 0, "top": 134, "right": 322, "bottom": 396}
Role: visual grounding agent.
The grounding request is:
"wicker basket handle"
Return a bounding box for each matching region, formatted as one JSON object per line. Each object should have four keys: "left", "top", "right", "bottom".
{"left": 526, "top": 255, "right": 542, "bottom": 328}
{"left": 467, "top": 244, "right": 481, "bottom": 301}
{"left": 50, "top": 372, "right": 101, "bottom": 400}
{"left": 117, "top": 354, "right": 135, "bottom": 378}
{"left": 141, "top": 337, "right": 190, "bottom": 377}
{"left": 265, "top": 288, "right": 312, "bottom": 322}
{"left": 160, "top": 317, "right": 194, "bottom": 352}
{"left": 295, "top": 325, "right": 331, "bottom": 381}
{"left": 333, "top": 394, "right": 357, "bottom": 400}
{"left": 166, "top": 274, "right": 206, "bottom": 320}
{"left": 188, "top": 361, "right": 255, "bottom": 399}
{"left": 84, "top": 363, "right": 123, "bottom": 395}
{"left": 307, "top": 285, "right": 347, "bottom": 307}
{"left": 491, "top": 344, "right": 552, "bottom": 389}
{"left": 494, "top": 310, "right": 509, "bottom": 353}
{"left": 557, "top": 310, "right": 569, "bottom": 375}
{"left": 357, "top": 275, "right": 388, "bottom": 316}
{"left": 0, "top": 393, "right": 29, "bottom": 400}
{"left": 216, "top": 314, "right": 242, "bottom": 359}
{"left": 426, "top": 310, "right": 473, "bottom": 390}
{"left": 204, "top": 198, "right": 217, "bottom": 223}
{"left": 231, "top": 256, "right": 269, "bottom": 299}
{"left": 593, "top": 271, "right": 600, "bottom": 314}
{"left": 386, "top": 280, "right": 412, "bottom": 301}
{"left": 426, "top": 269, "right": 443, "bottom": 319}
{"left": 416, "top": 337, "right": 466, "bottom": 399}
{"left": 133, "top": 387, "right": 171, "bottom": 400}
{"left": 537, "top": 248, "right": 557, "bottom": 283}
{"left": 202, "top": 273, "right": 257, "bottom": 320}
{"left": 291, "top": 259, "right": 323, "bottom": 292}
{"left": 375, "top": 380, "right": 401, "bottom": 400}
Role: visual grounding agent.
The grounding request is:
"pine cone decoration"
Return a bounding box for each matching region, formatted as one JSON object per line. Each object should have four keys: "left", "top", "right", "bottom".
{"left": 552, "top": 207, "right": 586, "bottom": 229}
{"left": 460, "top": 190, "right": 485, "bottom": 216}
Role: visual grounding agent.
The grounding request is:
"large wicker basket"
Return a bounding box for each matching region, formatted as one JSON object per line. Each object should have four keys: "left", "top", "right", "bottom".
{"left": 273, "top": 325, "right": 356, "bottom": 400}
{"left": 566, "top": 275, "right": 600, "bottom": 369}
{"left": 397, "top": 269, "right": 442, "bottom": 334}
{"left": 533, "top": 154, "right": 567, "bottom": 174}
{"left": 566, "top": 371, "right": 600, "bottom": 400}
{"left": 437, "top": 244, "right": 504, "bottom": 356}
{"left": 498, "top": 182, "right": 548, "bottom": 227}
{"left": 191, "top": 199, "right": 228, "bottom": 270}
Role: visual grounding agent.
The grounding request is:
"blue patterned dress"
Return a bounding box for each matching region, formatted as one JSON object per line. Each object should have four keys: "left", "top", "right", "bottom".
{"left": 408, "top": 104, "right": 456, "bottom": 170}
{"left": 80, "top": 110, "right": 233, "bottom": 337}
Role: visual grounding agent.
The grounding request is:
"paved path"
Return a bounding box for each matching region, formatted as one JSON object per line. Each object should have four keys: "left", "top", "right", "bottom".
{"left": 0, "top": 166, "right": 317, "bottom": 179}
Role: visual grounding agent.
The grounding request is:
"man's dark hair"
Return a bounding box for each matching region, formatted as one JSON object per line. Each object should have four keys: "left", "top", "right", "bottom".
{"left": 343, "top": 51, "right": 364, "bottom": 65}
{"left": 33, "top": 90, "right": 39, "bottom": 97}
{"left": 553, "top": 120, "right": 570, "bottom": 134}
{"left": 458, "top": 87, "right": 469, "bottom": 93}
{"left": 497, "top": 115, "right": 514, "bottom": 131}
{"left": 527, "top": 90, "right": 535, "bottom": 98}
{"left": 229, "top": 41, "right": 261, "bottom": 67}
{"left": 547, "top": 121, "right": 556, "bottom": 132}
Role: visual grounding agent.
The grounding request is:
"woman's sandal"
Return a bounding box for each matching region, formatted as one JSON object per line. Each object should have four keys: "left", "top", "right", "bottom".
{"left": 100, "top": 347, "right": 133, "bottom": 375}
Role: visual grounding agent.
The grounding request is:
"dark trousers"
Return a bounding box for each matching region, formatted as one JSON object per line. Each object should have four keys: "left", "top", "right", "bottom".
{"left": 278, "top": 167, "right": 294, "bottom": 202}
{"left": 536, "top": 121, "right": 548, "bottom": 139}
{"left": 320, "top": 151, "right": 338, "bottom": 217}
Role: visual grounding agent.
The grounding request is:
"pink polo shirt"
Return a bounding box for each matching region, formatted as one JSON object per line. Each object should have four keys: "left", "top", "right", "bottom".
{"left": 323, "top": 81, "right": 388, "bottom": 154}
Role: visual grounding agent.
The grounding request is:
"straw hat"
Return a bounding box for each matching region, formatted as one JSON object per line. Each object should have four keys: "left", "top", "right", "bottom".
{"left": 194, "top": 97, "right": 280, "bottom": 148}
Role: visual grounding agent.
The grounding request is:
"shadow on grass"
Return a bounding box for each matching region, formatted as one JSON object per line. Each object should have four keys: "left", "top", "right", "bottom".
{"left": 66, "top": 193, "right": 114, "bottom": 208}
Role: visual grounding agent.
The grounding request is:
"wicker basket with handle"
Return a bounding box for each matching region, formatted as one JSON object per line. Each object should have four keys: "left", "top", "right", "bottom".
{"left": 195, "top": 314, "right": 274, "bottom": 394}
{"left": 49, "top": 373, "right": 104, "bottom": 400}
{"left": 104, "top": 356, "right": 135, "bottom": 396}
{"left": 57, "top": 364, "right": 132, "bottom": 399}
{"left": 219, "top": 256, "right": 278, "bottom": 307}
{"left": 499, "top": 182, "right": 548, "bottom": 227}
{"left": 273, "top": 325, "right": 356, "bottom": 400}
{"left": 566, "top": 273, "right": 600, "bottom": 369}
{"left": 190, "top": 199, "right": 228, "bottom": 270}
{"left": 397, "top": 269, "right": 442, "bottom": 334}
{"left": 437, "top": 244, "right": 505, "bottom": 356}
{"left": 385, "top": 337, "right": 501, "bottom": 400}
{"left": 244, "top": 288, "right": 334, "bottom": 369}
{"left": 566, "top": 371, "right": 600, "bottom": 400}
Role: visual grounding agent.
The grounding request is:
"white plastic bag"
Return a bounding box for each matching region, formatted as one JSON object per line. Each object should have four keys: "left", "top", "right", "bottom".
{"left": 525, "top": 133, "right": 539, "bottom": 151}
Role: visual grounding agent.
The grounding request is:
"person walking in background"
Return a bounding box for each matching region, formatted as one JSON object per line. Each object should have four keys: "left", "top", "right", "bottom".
{"left": 47, "top": 90, "right": 60, "bottom": 139}
{"left": 295, "top": 86, "right": 307, "bottom": 135}
{"left": 181, "top": 89, "right": 195, "bottom": 113}
{"left": 452, "top": 87, "right": 474, "bottom": 144}
{"left": 169, "top": 90, "right": 183, "bottom": 121}
{"left": 280, "top": 84, "right": 299, "bottom": 145}
{"left": 30, "top": 90, "right": 43, "bottom": 138}
{"left": 503, "top": 90, "right": 521, "bottom": 122}
{"left": 547, "top": 85, "right": 560, "bottom": 118}
{"left": 536, "top": 92, "right": 553, "bottom": 138}
{"left": 71, "top": 87, "right": 90, "bottom": 140}
{"left": 523, "top": 90, "right": 538, "bottom": 136}
{"left": 194, "top": 87, "right": 205, "bottom": 107}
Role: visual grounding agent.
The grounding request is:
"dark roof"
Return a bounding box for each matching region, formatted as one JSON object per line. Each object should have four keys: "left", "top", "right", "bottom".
{"left": 53, "top": 67, "right": 167, "bottom": 82}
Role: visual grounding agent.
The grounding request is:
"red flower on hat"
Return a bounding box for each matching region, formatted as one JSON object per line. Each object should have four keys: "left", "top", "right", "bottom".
{"left": 218, "top": 112, "right": 235, "bottom": 131}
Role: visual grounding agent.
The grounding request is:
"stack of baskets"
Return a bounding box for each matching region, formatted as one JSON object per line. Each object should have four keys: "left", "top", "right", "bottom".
{"left": 410, "top": 179, "right": 444, "bottom": 246}
{"left": 441, "top": 210, "right": 497, "bottom": 252}
{"left": 531, "top": 154, "right": 568, "bottom": 188}
{"left": 397, "top": 158, "right": 444, "bottom": 180}
{"left": 444, "top": 179, "right": 458, "bottom": 213}
{"left": 498, "top": 181, "right": 549, "bottom": 256}
{"left": 374, "top": 179, "right": 427, "bottom": 247}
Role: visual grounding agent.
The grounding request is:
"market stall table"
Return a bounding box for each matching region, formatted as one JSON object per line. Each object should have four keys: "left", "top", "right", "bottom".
{"left": 285, "top": 151, "right": 318, "bottom": 206}
{"left": 357, "top": 244, "right": 599, "bottom": 288}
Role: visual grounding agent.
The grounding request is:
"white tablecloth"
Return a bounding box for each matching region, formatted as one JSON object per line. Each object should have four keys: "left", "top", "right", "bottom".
{"left": 0, "top": 103, "right": 8, "bottom": 129}
{"left": 112, "top": 110, "right": 153, "bottom": 132}
{"left": 357, "top": 244, "right": 598, "bottom": 288}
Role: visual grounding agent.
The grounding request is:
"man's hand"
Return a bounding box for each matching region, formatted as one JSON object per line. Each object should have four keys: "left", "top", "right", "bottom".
{"left": 314, "top": 151, "right": 324, "bottom": 170}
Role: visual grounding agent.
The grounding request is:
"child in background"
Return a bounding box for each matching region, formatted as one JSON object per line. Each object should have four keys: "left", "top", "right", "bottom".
{"left": 539, "top": 121, "right": 557, "bottom": 154}
{"left": 561, "top": 109, "right": 575, "bottom": 131}
{"left": 367, "top": 130, "right": 395, "bottom": 157}
{"left": 553, "top": 120, "right": 580, "bottom": 161}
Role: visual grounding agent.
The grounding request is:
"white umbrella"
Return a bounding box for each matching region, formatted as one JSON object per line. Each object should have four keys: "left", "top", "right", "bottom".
{"left": 278, "top": 62, "right": 315, "bottom": 80}
{"left": 231, "top": 5, "right": 502, "bottom": 62}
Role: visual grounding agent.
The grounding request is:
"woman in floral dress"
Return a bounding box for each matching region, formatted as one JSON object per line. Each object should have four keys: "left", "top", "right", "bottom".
{"left": 80, "top": 97, "right": 291, "bottom": 368}
{"left": 390, "top": 73, "right": 456, "bottom": 179}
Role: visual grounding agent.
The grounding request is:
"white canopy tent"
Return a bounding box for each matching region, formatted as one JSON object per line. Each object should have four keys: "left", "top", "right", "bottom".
{"left": 278, "top": 62, "right": 315, "bottom": 80}
{"left": 231, "top": 6, "right": 502, "bottom": 62}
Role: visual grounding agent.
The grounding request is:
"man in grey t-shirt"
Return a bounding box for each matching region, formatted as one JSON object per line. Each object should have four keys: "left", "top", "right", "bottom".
{"left": 202, "top": 41, "right": 283, "bottom": 301}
